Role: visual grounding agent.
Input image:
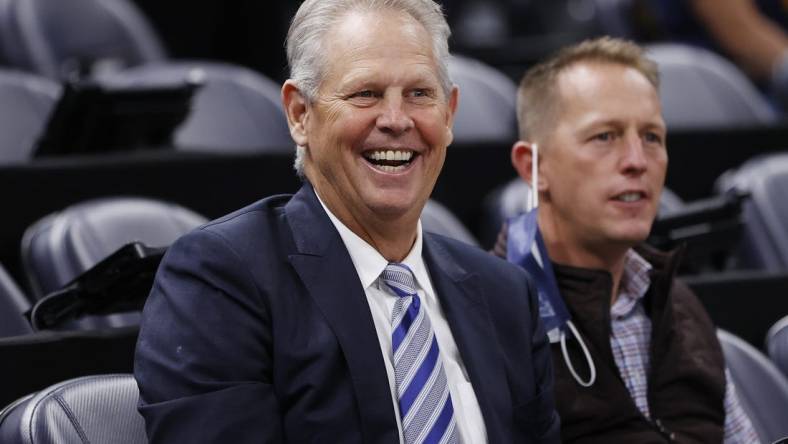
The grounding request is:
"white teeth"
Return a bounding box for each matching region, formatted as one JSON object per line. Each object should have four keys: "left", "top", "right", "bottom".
{"left": 615, "top": 192, "right": 642, "bottom": 202}
{"left": 375, "top": 164, "right": 407, "bottom": 173}
{"left": 365, "top": 150, "right": 414, "bottom": 161}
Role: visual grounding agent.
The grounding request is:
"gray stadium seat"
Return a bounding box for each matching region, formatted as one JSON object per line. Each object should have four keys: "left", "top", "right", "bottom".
{"left": 421, "top": 199, "right": 478, "bottom": 247}
{"left": 0, "top": 0, "right": 293, "bottom": 154}
{"left": 0, "top": 262, "right": 32, "bottom": 337}
{"left": 717, "top": 153, "right": 788, "bottom": 271}
{"left": 97, "top": 62, "right": 292, "bottom": 153}
{"left": 718, "top": 329, "right": 788, "bottom": 444}
{"left": 0, "top": 0, "right": 166, "bottom": 80}
{"left": 646, "top": 43, "right": 778, "bottom": 129}
{"left": 21, "top": 197, "right": 207, "bottom": 300}
{"left": 0, "top": 70, "right": 60, "bottom": 163}
{"left": 448, "top": 55, "right": 518, "bottom": 144}
{"left": 767, "top": 315, "right": 788, "bottom": 380}
{"left": 0, "top": 374, "right": 147, "bottom": 444}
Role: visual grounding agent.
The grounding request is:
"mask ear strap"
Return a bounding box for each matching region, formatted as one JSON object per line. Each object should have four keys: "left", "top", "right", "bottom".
{"left": 560, "top": 320, "right": 597, "bottom": 387}
{"left": 530, "top": 143, "right": 539, "bottom": 210}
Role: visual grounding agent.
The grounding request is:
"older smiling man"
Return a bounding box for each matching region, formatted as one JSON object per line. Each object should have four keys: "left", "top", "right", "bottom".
{"left": 133, "top": 1, "right": 559, "bottom": 443}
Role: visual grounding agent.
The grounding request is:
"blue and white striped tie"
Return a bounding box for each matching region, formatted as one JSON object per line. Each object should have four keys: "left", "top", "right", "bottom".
{"left": 382, "top": 263, "right": 460, "bottom": 444}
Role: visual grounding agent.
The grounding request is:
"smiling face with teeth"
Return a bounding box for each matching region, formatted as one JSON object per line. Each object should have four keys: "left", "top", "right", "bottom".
{"left": 530, "top": 61, "right": 667, "bottom": 266}
{"left": 282, "top": 8, "right": 457, "bottom": 259}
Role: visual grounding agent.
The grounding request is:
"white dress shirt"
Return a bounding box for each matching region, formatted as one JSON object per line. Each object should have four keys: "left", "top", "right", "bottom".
{"left": 318, "top": 196, "right": 488, "bottom": 444}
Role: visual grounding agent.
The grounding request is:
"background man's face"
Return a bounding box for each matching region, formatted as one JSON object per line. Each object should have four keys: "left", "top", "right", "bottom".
{"left": 540, "top": 61, "right": 668, "bottom": 251}
{"left": 302, "top": 9, "right": 456, "bottom": 224}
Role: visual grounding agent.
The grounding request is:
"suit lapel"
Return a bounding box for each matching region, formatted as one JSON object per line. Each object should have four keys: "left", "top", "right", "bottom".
{"left": 423, "top": 235, "right": 510, "bottom": 443}
{"left": 285, "top": 184, "right": 398, "bottom": 443}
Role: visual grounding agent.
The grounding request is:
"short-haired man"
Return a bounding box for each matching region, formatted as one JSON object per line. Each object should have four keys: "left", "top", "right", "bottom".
{"left": 134, "top": 0, "right": 560, "bottom": 442}
{"left": 494, "top": 37, "right": 759, "bottom": 443}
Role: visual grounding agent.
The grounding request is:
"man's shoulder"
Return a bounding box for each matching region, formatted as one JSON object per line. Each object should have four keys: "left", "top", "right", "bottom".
{"left": 170, "top": 193, "right": 295, "bottom": 260}
{"left": 204, "top": 193, "right": 292, "bottom": 233}
{"left": 424, "top": 232, "right": 531, "bottom": 285}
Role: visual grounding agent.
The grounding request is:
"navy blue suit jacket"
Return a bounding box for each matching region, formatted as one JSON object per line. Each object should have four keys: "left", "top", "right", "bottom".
{"left": 134, "top": 183, "right": 559, "bottom": 443}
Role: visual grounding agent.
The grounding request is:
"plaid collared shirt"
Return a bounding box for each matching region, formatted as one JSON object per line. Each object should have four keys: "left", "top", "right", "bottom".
{"left": 610, "top": 250, "right": 760, "bottom": 443}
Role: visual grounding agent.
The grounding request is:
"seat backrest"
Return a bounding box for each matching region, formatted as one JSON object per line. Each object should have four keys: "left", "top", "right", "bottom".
{"left": 0, "top": 374, "right": 147, "bottom": 444}
{"left": 0, "top": 0, "right": 165, "bottom": 80}
{"left": 716, "top": 153, "right": 788, "bottom": 270}
{"left": 0, "top": 69, "right": 60, "bottom": 163}
{"left": 98, "top": 62, "right": 292, "bottom": 153}
{"left": 448, "top": 55, "right": 518, "bottom": 144}
{"left": 21, "top": 197, "right": 207, "bottom": 299}
{"left": 0, "top": 262, "right": 32, "bottom": 337}
{"left": 421, "top": 199, "right": 478, "bottom": 247}
{"left": 717, "top": 329, "right": 788, "bottom": 443}
{"left": 646, "top": 43, "right": 778, "bottom": 129}
{"left": 767, "top": 315, "right": 788, "bottom": 379}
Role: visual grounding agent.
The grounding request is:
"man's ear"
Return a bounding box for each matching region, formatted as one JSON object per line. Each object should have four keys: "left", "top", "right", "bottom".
{"left": 443, "top": 85, "right": 459, "bottom": 145}
{"left": 282, "top": 80, "right": 309, "bottom": 146}
{"left": 511, "top": 140, "right": 549, "bottom": 192}
{"left": 511, "top": 140, "right": 535, "bottom": 186}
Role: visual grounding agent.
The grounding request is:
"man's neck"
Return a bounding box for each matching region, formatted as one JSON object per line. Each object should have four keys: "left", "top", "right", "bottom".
{"left": 313, "top": 186, "right": 418, "bottom": 262}
{"left": 538, "top": 211, "right": 630, "bottom": 303}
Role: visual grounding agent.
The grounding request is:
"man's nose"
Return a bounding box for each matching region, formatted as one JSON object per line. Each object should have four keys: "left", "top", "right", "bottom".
{"left": 620, "top": 133, "right": 648, "bottom": 174}
{"left": 376, "top": 95, "right": 414, "bottom": 135}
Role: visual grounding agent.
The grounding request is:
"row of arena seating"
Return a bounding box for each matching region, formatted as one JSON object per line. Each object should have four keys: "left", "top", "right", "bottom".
{"left": 0, "top": 54, "right": 522, "bottom": 164}
{"left": 0, "top": 42, "right": 781, "bottom": 164}
{"left": 0, "top": 0, "right": 783, "bottom": 164}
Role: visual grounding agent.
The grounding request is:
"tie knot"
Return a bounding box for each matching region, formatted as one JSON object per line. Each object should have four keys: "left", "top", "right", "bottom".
{"left": 382, "top": 263, "right": 417, "bottom": 297}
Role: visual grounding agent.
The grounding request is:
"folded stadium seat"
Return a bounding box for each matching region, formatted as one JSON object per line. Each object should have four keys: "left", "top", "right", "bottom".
{"left": 97, "top": 62, "right": 292, "bottom": 153}
{"left": 645, "top": 43, "right": 778, "bottom": 129}
{"left": 448, "top": 55, "right": 518, "bottom": 144}
{"left": 0, "top": 374, "right": 146, "bottom": 444}
{"left": 717, "top": 329, "right": 788, "bottom": 443}
{"left": 767, "top": 315, "right": 788, "bottom": 379}
{"left": 0, "top": 262, "right": 32, "bottom": 337}
{"left": 0, "top": 0, "right": 165, "bottom": 80}
{"left": 0, "top": 69, "right": 60, "bottom": 163}
{"left": 21, "top": 197, "right": 207, "bottom": 302}
{"left": 0, "top": 0, "right": 293, "bottom": 154}
{"left": 716, "top": 153, "right": 788, "bottom": 270}
{"left": 421, "top": 199, "right": 479, "bottom": 247}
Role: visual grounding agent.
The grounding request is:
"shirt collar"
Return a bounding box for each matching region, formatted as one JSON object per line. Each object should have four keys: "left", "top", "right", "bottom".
{"left": 316, "top": 193, "right": 427, "bottom": 292}
{"left": 621, "top": 249, "right": 652, "bottom": 300}
{"left": 611, "top": 249, "right": 653, "bottom": 316}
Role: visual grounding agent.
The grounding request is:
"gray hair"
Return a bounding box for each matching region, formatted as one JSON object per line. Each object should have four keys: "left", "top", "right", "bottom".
{"left": 287, "top": 0, "right": 452, "bottom": 177}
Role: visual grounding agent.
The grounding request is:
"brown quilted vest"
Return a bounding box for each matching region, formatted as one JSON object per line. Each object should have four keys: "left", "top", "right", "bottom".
{"left": 549, "top": 245, "right": 726, "bottom": 443}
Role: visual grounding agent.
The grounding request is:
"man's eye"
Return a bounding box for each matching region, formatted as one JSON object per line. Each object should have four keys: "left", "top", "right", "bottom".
{"left": 349, "top": 90, "right": 377, "bottom": 99}
{"left": 593, "top": 132, "right": 614, "bottom": 142}
{"left": 644, "top": 132, "right": 663, "bottom": 144}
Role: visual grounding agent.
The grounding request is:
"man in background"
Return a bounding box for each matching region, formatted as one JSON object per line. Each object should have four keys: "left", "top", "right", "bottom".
{"left": 495, "top": 37, "right": 759, "bottom": 443}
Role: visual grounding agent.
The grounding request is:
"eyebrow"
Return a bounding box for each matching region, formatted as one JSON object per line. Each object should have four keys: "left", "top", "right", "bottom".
{"left": 580, "top": 118, "right": 666, "bottom": 132}
{"left": 339, "top": 67, "right": 440, "bottom": 90}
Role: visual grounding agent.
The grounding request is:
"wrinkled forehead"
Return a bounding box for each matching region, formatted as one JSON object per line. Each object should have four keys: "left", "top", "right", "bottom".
{"left": 319, "top": 9, "right": 443, "bottom": 90}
